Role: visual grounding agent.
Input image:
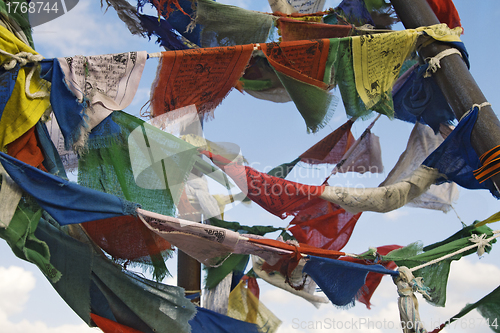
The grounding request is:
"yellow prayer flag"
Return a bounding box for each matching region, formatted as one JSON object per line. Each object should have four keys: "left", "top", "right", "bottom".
{"left": 227, "top": 280, "right": 282, "bottom": 333}
{"left": 353, "top": 24, "right": 462, "bottom": 111}
{"left": 0, "top": 26, "right": 50, "bottom": 150}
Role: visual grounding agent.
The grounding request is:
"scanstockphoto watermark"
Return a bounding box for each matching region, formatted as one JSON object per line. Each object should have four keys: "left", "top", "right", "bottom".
{"left": 4, "top": 0, "right": 79, "bottom": 27}
{"left": 291, "top": 317, "right": 499, "bottom": 331}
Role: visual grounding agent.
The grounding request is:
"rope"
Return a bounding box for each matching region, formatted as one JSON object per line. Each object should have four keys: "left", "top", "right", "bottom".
{"left": 0, "top": 49, "right": 48, "bottom": 99}
{"left": 423, "top": 48, "right": 462, "bottom": 78}
{"left": 409, "top": 230, "right": 500, "bottom": 272}
{"left": 458, "top": 101, "right": 491, "bottom": 122}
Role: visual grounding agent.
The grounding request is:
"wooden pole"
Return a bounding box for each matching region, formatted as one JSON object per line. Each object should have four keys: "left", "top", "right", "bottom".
{"left": 177, "top": 119, "right": 203, "bottom": 303}
{"left": 390, "top": 0, "right": 500, "bottom": 190}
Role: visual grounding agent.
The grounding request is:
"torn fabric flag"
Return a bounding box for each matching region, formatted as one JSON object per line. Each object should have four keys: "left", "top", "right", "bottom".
{"left": 227, "top": 281, "right": 282, "bottom": 333}
{"left": 252, "top": 255, "right": 329, "bottom": 308}
{"left": 261, "top": 39, "right": 338, "bottom": 132}
{"left": 35, "top": 218, "right": 196, "bottom": 332}
{"left": 334, "top": 129, "right": 384, "bottom": 174}
{"left": 303, "top": 255, "right": 399, "bottom": 307}
{"left": 422, "top": 106, "right": 500, "bottom": 198}
{"left": 299, "top": 119, "right": 355, "bottom": 165}
{"left": 0, "top": 64, "right": 19, "bottom": 120}
{"left": 278, "top": 17, "right": 352, "bottom": 41}
{"left": 320, "top": 165, "right": 439, "bottom": 214}
{"left": 0, "top": 200, "right": 61, "bottom": 282}
{"left": 384, "top": 223, "right": 496, "bottom": 307}
{"left": 288, "top": 197, "right": 362, "bottom": 251}
{"left": 341, "top": 245, "right": 402, "bottom": 309}
{"left": 138, "top": 208, "right": 291, "bottom": 267}
{"left": 0, "top": 25, "right": 50, "bottom": 150}
{"left": 202, "top": 151, "right": 325, "bottom": 218}
{"left": 381, "top": 122, "right": 459, "bottom": 212}
{"left": 194, "top": 0, "right": 276, "bottom": 48}
{"left": 90, "top": 314, "right": 143, "bottom": 333}
{"left": 52, "top": 52, "right": 146, "bottom": 151}
{"left": 392, "top": 64, "right": 456, "bottom": 133}
{"left": 0, "top": 151, "right": 140, "bottom": 224}
{"left": 337, "top": 0, "right": 375, "bottom": 26}
{"left": 426, "top": 0, "right": 462, "bottom": 30}
{"left": 139, "top": 14, "right": 198, "bottom": 50}
{"left": 190, "top": 306, "right": 261, "bottom": 333}
{"left": 272, "top": 0, "right": 326, "bottom": 13}
{"left": 150, "top": 44, "right": 254, "bottom": 119}
{"left": 428, "top": 285, "right": 500, "bottom": 333}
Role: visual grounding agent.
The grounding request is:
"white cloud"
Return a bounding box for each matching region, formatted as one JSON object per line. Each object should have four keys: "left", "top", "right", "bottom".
{"left": 32, "top": 0, "right": 148, "bottom": 58}
{"left": 0, "top": 266, "right": 36, "bottom": 316}
{"left": 0, "top": 266, "right": 96, "bottom": 333}
{"left": 383, "top": 209, "right": 410, "bottom": 221}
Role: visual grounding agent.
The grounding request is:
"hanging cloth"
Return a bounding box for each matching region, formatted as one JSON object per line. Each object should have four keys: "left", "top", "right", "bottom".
{"left": 302, "top": 255, "right": 399, "bottom": 307}
{"left": 0, "top": 151, "right": 140, "bottom": 224}
{"left": 278, "top": 17, "right": 352, "bottom": 41}
{"left": 422, "top": 106, "right": 500, "bottom": 198}
{"left": 227, "top": 281, "right": 282, "bottom": 333}
{"left": 194, "top": 0, "right": 276, "bottom": 48}
{"left": 320, "top": 164, "right": 438, "bottom": 214}
{"left": 269, "top": 0, "right": 326, "bottom": 14}
{"left": 299, "top": 119, "right": 356, "bottom": 165}
{"left": 392, "top": 64, "right": 456, "bottom": 133}
{"left": 150, "top": 44, "right": 254, "bottom": 119}
{"left": 381, "top": 122, "right": 459, "bottom": 212}
{"left": 337, "top": 0, "right": 375, "bottom": 26}
{"left": 47, "top": 51, "right": 146, "bottom": 151}
{"left": 252, "top": 255, "right": 329, "bottom": 308}
{"left": 0, "top": 199, "right": 61, "bottom": 282}
{"left": 344, "top": 245, "right": 402, "bottom": 309}
{"left": 0, "top": 25, "right": 50, "bottom": 150}
{"left": 383, "top": 223, "right": 496, "bottom": 307}
{"left": 91, "top": 313, "right": 143, "bottom": 333}
{"left": 428, "top": 285, "right": 500, "bottom": 333}
{"left": 261, "top": 39, "right": 337, "bottom": 132}
{"left": 334, "top": 129, "right": 384, "bottom": 174}
{"left": 190, "top": 306, "right": 262, "bottom": 333}
{"left": 139, "top": 14, "right": 199, "bottom": 50}
{"left": 288, "top": 197, "right": 362, "bottom": 251}
{"left": 0, "top": 64, "right": 19, "bottom": 120}
{"left": 202, "top": 150, "right": 325, "bottom": 218}
{"left": 426, "top": 0, "right": 462, "bottom": 31}
{"left": 35, "top": 218, "right": 196, "bottom": 332}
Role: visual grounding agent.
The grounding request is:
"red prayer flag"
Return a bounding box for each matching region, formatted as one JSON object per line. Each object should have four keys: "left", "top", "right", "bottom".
{"left": 91, "top": 313, "right": 144, "bottom": 333}
{"left": 151, "top": 45, "right": 254, "bottom": 119}
{"left": 288, "top": 197, "right": 362, "bottom": 251}
{"left": 201, "top": 150, "right": 325, "bottom": 218}
{"left": 426, "top": 0, "right": 462, "bottom": 31}
{"left": 299, "top": 119, "right": 356, "bottom": 165}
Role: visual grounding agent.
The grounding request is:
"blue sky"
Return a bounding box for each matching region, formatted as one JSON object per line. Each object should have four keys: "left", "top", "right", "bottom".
{"left": 1, "top": 0, "right": 500, "bottom": 332}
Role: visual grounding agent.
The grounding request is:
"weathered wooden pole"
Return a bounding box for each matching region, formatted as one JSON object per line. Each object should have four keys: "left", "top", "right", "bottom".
{"left": 390, "top": 0, "right": 500, "bottom": 190}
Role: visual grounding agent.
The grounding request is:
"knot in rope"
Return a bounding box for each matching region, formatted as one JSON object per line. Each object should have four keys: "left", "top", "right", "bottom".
{"left": 424, "top": 48, "right": 462, "bottom": 78}
{"left": 459, "top": 102, "right": 491, "bottom": 122}
{"left": 469, "top": 233, "right": 491, "bottom": 256}
{"left": 395, "top": 267, "right": 432, "bottom": 300}
{"left": 2, "top": 51, "right": 44, "bottom": 70}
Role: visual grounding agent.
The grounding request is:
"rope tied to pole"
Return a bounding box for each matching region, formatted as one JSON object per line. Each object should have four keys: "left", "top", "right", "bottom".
{"left": 423, "top": 48, "right": 462, "bottom": 78}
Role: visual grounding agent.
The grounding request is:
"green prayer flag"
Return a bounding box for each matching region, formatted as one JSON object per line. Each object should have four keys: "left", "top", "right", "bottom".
{"left": 384, "top": 224, "right": 496, "bottom": 307}
{"left": 0, "top": 199, "right": 61, "bottom": 283}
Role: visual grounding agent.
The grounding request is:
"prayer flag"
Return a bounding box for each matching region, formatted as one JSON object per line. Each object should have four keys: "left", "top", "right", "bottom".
{"left": 227, "top": 281, "right": 282, "bottom": 333}
{"left": 303, "top": 255, "right": 399, "bottom": 307}
{"left": 0, "top": 26, "right": 50, "bottom": 150}
{"left": 381, "top": 122, "right": 459, "bottom": 212}
{"left": 150, "top": 45, "right": 254, "bottom": 119}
